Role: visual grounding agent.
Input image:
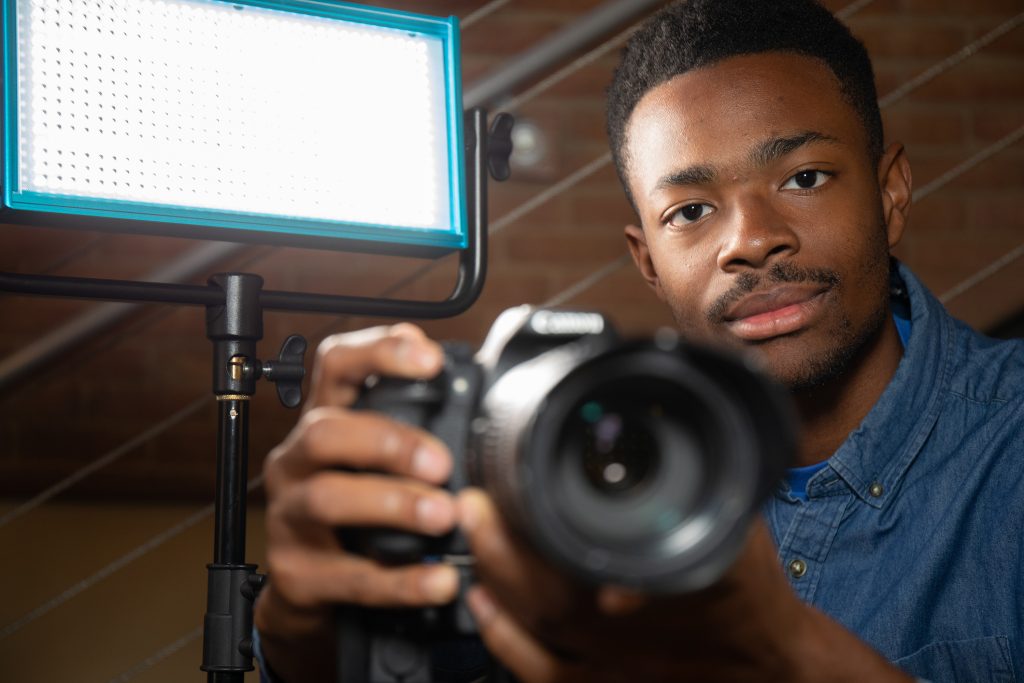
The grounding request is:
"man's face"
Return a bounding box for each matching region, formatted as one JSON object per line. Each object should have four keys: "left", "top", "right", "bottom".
{"left": 623, "top": 52, "right": 908, "bottom": 389}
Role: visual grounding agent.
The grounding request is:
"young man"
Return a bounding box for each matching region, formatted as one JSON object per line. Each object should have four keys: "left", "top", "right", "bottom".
{"left": 255, "top": 1, "right": 1024, "bottom": 681}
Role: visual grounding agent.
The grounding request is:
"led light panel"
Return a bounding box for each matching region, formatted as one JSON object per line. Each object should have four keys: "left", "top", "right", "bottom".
{"left": 3, "top": 0, "right": 467, "bottom": 250}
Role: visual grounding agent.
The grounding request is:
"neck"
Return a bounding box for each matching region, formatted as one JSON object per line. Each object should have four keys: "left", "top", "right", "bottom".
{"left": 791, "top": 316, "right": 904, "bottom": 467}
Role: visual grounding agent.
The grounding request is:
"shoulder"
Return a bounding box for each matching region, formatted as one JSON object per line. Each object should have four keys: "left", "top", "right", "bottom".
{"left": 898, "top": 261, "right": 1023, "bottom": 407}
{"left": 945, "top": 318, "right": 1024, "bottom": 407}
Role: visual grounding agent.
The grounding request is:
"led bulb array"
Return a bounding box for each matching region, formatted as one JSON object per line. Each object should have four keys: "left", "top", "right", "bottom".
{"left": 16, "top": 0, "right": 452, "bottom": 233}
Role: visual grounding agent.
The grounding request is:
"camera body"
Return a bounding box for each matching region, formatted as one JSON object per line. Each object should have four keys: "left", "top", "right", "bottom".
{"left": 340, "top": 306, "right": 796, "bottom": 682}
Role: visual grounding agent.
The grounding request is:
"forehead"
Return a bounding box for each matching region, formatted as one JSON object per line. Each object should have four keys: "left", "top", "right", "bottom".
{"left": 624, "top": 52, "right": 867, "bottom": 197}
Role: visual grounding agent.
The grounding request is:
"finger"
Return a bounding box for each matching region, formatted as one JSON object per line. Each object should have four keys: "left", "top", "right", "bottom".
{"left": 268, "top": 408, "right": 452, "bottom": 485}
{"left": 458, "top": 488, "right": 529, "bottom": 587}
{"left": 307, "top": 323, "right": 443, "bottom": 410}
{"left": 467, "top": 586, "right": 573, "bottom": 683}
{"left": 267, "top": 546, "right": 460, "bottom": 609}
{"left": 458, "top": 488, "right": 575, "bottom": 626}
{"left": 275, "top": 471, "right": 457, "bottom": 536}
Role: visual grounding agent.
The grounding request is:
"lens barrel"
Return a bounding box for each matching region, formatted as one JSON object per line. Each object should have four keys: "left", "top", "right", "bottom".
{"left": 471, "top": 336, "right": 794, "bottom": 593}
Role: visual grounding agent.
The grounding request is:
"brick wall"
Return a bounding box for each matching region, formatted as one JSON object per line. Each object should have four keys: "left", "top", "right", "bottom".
{"left": 0, "top": 0, "right": 1021, "bottom": 502}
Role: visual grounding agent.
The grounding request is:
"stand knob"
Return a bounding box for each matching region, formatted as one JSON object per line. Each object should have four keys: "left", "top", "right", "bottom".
{"left": 262, "top": 335, "right": 307, "bottom": 408}
{"left": 487, "top": 112, "right": 515, "bottom": 182}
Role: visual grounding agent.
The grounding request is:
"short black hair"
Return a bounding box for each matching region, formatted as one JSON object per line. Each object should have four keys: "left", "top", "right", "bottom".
{"left": 606, "top": 0, "right": 884, "bottom": 207}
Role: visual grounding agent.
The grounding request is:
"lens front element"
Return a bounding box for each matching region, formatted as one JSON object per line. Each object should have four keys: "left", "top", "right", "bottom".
{"left": 576, "top": 399, "right": 661, "bottom": 495}
{"left": 503, "top": 343, "right": 793, "bottom": 592}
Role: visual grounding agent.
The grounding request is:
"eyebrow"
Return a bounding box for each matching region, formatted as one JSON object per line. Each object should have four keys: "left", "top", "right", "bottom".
{"left": 653, "top": 164, "right": 717, "bottom": 191}
{"left": 749, "top": 130, "right": 840, "bottom": 167}
{"left": 650, "top": 130, "right": 840, "bottom": 195}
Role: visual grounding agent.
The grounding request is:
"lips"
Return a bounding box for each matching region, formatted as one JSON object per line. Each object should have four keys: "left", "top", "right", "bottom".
{"left": 723, "top": 285, "right": 830, "bottom": 341}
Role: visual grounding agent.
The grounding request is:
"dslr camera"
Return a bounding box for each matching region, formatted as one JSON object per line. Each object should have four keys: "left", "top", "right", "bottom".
{"left": 339, "top": 305, "right": 796, "bottom": 682}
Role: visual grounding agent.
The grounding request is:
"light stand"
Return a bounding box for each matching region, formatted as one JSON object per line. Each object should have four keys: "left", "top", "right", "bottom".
{"left": 0, "top": 108, "right": 512, "bottom": 681}
{"left": 200, "top": 272, "right": 304, "bottom": 682}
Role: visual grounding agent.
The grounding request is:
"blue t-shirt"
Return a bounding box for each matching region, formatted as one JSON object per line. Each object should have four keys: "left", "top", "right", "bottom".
{"left": 785, "top": 461, "right": 830, "bottom": 502}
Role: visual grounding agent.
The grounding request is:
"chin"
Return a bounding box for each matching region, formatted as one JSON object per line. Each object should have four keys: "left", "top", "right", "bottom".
{"left": 780, "top": 365, "right": 844, "bottom": 392}
{"left": 742, "top": 335, "right": 849, "bottom": 392}
{"left": 774, "top": 325, "right": 882, "bottom": 393}
{"left": 755, "top": 356, "right": 826, "bottom": 392}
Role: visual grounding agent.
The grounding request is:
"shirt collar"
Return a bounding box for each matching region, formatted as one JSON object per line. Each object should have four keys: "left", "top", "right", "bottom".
{"left": 826, "top": 261, "right": 955, "bottom": 508}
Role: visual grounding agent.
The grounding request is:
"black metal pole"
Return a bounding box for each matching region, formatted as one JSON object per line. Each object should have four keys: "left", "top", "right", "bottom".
{"left": 202, "top": 273, "right": 264, "bottom": 682}
{"left": 214, "top": 396, "right": 250, "bottom": 564}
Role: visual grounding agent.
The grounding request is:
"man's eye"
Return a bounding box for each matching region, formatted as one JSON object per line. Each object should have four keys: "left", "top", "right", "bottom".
{"left": 783, "top": 170, "right": 831, "bottom": 190}
{"left": 668, "top": 203, "right": 713, "bottom": 226}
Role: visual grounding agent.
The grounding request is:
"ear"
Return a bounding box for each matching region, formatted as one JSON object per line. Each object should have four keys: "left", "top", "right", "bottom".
{"left": 877, "top": 142, "right": 912, "bottom": 250}
{"left": 624, "top": 224, "right": 666, "bottom": 301}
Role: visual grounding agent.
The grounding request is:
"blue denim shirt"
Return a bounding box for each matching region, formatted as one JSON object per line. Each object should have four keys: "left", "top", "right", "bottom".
{"left": 258, "top": 263, "right": 1024, "bottom": 683}
{"left": 766, "top": 262, "right": 1024, "bottom": 682}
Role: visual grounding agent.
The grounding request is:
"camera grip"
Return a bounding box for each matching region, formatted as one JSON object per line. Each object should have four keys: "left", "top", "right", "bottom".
{"left": 343, "top": 351, "right": 479, "bottom": 567}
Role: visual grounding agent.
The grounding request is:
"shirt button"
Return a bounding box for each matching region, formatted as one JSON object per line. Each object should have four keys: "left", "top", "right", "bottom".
{"left": 788, "top": 558, "right": 807, "bottom": 579}
{"left": 869, "top": 482, "right": 884, "bottom": 497}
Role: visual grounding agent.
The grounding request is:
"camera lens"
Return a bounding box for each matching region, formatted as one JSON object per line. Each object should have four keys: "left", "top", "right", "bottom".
{"left": 574, "top": 400, "right": 659, "bottom": 496}
{"left": 547, "top": 374, "right": 712, "bottom": 553}
{"left": 474, "top": 338, "right": 794, "bottom": 593}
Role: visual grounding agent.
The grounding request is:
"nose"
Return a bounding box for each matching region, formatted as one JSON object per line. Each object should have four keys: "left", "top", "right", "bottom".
{"left": 716, "top": 197, "right": 799, "bottom": 272}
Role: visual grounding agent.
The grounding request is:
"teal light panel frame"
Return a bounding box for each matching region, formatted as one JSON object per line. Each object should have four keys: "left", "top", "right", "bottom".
{"left": 0, "top": 0, "right": 468, "bottom": 253}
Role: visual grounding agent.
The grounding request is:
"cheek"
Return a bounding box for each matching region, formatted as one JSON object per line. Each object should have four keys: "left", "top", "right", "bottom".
{"left": 842, "top": 209, "right": 891, "bottom": 269}
{"left": 831, "top": 182, "right": 890, "bottom": 260}
{"left": 650, "top": 247, "right": 719, "bottom": 331}
{"left": 825, "top": 217, "right": 892, "bottom": 317}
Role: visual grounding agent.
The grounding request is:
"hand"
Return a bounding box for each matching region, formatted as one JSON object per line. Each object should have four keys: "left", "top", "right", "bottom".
{"left": 458, "top": 489, "right": 915, "bottom": 683}
{"left": 254, "top": 324, "right": 460, "bottom": 683}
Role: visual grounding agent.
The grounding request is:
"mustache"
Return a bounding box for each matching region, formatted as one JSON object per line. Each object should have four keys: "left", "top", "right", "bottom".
{"left": 706, "top": 262, "right": 840, "bottom": 323}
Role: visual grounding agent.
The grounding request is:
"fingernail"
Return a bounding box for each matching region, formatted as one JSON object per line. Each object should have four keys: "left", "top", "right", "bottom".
{"left": 397, "top": 338, "right": 439, "bottom": 372}
{"left": 414, "top": 346, "right": 441, "bottom": 372}
{"left": 423, "top": 566, "right": 458, "bottom": 603}
{"left": 467, "top": 586, "right": 497, "bottom": 624}
{"left": 416, "top": 495, "right": 454, "bottom": 533}
{"left": 412, "top": 444, "right": 449, "bottom": 481}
